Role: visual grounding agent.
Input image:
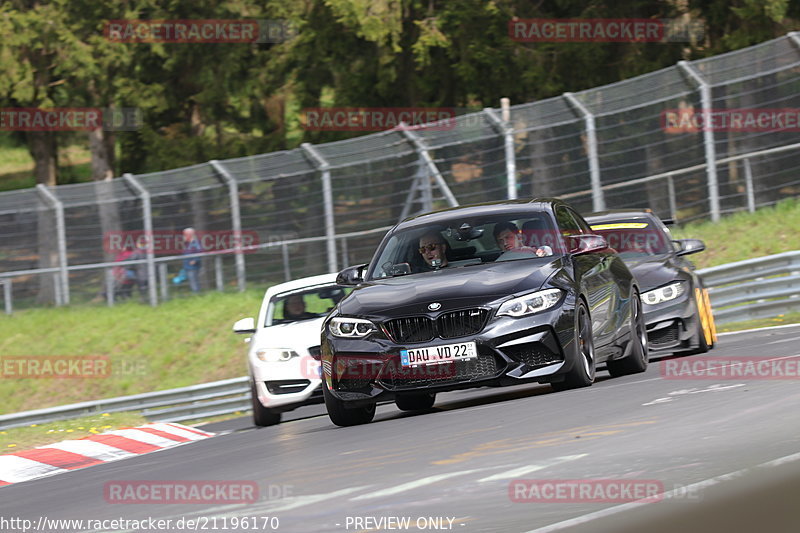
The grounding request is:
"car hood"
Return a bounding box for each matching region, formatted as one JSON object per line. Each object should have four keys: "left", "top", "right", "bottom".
{"left": 624, "top": 255, "right": 686, "bottom": 292}
{"left": 251, "top": 317, "right": 325, "bottom": 353}
{"left": 338, "top": 258, "right": 564, "bottom": 317}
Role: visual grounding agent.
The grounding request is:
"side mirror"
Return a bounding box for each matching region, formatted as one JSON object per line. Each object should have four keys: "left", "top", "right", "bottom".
{"left": 568, "top": 234, "right": 608, "bottom": 255}
{"left": 233, "top": 317, "right": 256, "bottom": 334}
{"left": 336, "top": 264, "right": 368, "bottom": 286}
{"left": 674, "top": 239, "right": 705, "bottom": 256}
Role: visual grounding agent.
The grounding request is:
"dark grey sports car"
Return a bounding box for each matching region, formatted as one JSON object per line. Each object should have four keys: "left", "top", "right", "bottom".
{"left": 585, "top": 210, "right": 717, "bottom": 356}
{"left": 319, "top": 199, "right": 649, "bottom": 427}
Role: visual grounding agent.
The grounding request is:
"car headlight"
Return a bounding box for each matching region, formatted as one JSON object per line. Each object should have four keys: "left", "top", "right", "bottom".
{"left": 255, "top": 348, "right": 299, "bottom": 362}
{"left": 329, "top": 317, "right": 378, "bottom": 338}
{"left": 641, "top": 282, "right": 685, "bottom": 305}
{"left": 498, "top": 288, "right": 563, "bottom": 318}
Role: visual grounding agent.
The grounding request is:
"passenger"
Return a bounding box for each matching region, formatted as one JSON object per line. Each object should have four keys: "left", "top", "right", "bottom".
{"left": 493, "top": 221, "right": 552, "bottom": 257}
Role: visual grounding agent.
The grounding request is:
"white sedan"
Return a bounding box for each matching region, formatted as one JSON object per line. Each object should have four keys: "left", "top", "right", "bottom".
{"left": 232, "top": 273, "right": 348, "bottom": 426}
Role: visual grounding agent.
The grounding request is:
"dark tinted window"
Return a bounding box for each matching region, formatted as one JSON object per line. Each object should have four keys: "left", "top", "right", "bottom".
{"left": 555, "top": 207, "right": 583, "bottom": 236}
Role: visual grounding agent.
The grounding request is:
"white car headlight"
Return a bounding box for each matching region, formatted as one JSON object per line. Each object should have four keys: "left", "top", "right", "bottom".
{"left": 498, "top": 289, "right": 563, "bottom": 318}
{"left": 641, "top": 282, "right": 685, "bottom": 305}
{"left": 255, "top": 348, "right": 299, "bottom": 362}
{"left": 329, "top": 317, "right": 377, "bottom": 338}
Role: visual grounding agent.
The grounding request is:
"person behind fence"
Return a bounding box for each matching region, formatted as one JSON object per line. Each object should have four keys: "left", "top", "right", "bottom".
{"left": 127, "top": 240, "right": 149, "bottom": 298}
{"left": 493, "top": 221, "right": 552, "bottom": 257}
{"left": 182, "top": 227, "right": 203, "bottom": 293}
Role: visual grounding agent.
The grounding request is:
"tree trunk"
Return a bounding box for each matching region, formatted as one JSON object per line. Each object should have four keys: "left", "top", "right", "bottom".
{"left": 90, "top": 127, "right": 121, "bottom": 265}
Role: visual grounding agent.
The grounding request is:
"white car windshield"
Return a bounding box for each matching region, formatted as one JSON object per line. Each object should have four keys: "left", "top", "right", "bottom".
{"left": 265, "top": 284, "right": 351, "bottom": 326}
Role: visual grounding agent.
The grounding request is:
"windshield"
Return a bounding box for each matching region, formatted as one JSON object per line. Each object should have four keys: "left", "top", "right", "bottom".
{"left": 367, "top": 212, "right": 562, "bottom": 280}
{"left": 589, "top": 218, "right": 673, "bottom": 258}
{"left": 266, "top": 284, "right": 352, "bottom": 326}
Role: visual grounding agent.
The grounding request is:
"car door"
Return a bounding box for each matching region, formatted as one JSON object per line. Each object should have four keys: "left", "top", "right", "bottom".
{"left": 556, "top": 206, "right": 616, "bottom": 347}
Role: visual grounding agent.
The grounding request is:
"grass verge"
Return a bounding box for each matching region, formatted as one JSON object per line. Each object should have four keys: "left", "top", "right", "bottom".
{"left": 0, "top": 290, "right": 264, "bottom": 414}
{"left": 672, "top": 197, "right": 800, "bottom": 270}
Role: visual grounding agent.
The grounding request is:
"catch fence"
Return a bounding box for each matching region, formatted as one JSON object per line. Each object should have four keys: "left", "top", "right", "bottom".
{"left": 2, "top": 33, "right": 800, "bottom": 312}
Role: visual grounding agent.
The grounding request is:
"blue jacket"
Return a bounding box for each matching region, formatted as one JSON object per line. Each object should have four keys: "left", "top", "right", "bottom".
{"left": 183, "top": 238, "right": 203, "bottom": 270}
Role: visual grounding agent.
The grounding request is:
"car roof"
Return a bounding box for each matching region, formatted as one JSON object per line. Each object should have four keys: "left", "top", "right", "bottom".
{"left": 263, "top": 272, "right": 339, "bottom": 299}
{"left": 397, "top": 198, "right": 563, "bottom": 230}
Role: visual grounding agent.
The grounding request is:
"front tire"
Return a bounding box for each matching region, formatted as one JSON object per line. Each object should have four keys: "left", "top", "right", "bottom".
{"left": 607, "top": 291, "right": 649, "bottom": 377}
{"left": 323, "top": 383, "right": 376, "bottom": 427}
{"left": 395, "top": 392, "right": 436, "bottom": 411}
{"left": 250, "top": 380, "right": 282, "bottom": 427}
{"left": 552, "top": 301, "right": 595, "bottom": 391}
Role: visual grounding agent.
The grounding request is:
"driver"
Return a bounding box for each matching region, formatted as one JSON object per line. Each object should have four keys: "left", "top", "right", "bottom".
{"left": 493, "top": 222, "right": 552, "bottom": 257}
{"left": 418, "top": 231, "right": 449, "bottom": 270}
{"left": 283, "top": 294, "right": 317, "bottom": 320}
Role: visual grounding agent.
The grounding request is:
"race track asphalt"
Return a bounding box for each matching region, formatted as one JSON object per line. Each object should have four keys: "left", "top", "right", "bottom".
{"left": 2, "top": 324, "right": 799, "bottom": 533}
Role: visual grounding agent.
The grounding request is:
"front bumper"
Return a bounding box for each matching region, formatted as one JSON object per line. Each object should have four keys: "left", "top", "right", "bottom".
{"left": 322, "top": 302, "right": 580, "bottom": 403}
{"left": 250, "top": 355, "right": 323, "bottom": 412}
{"left": 642, "top": 291, "right": 699, "bottom": 352}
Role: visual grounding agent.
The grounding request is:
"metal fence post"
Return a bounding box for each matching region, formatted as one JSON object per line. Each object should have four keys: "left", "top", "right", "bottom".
{"left": 158, "top": 263, "right": 169, "bottom": 301}
{"left": 2, "top": 280, "right": 11, "bottom": 315}
{"left": 123, "top": 173, "right": 158, "bottom": 306}
{"left": 281, "top": 242, "right": 291, "bottom": 281}
{"left": 214, "top": 255, "right": 223, "bottom": 291}
{"left": 105, "top": 268, "right": 115, "bottom": 306}
{"left": 401, "top": 127, "right": 459, "bottom": 207}
{"left": 340, "top": 237, "right": 349, "bottom": 268}
{"left": 209, "top": 160, "right": 246, "bottom": 291}
{"left": 667, "top": 174, "right": 678, "bottom": 223}
{"left": 300, "top": 143, "right": 338, "bottom": 274}
{"left": 36, "top": 184, "right": 69, "bottom": 305}
{"left": 483, "top": 99, "right": 517, "bottom": 200}
{"left": 743, "top": 158, "right": 756, "bottom": 213}
{"left": 563, "top": 93, "right": 605, "bottom": 212}
{"left": 678, "top": 61, "right": 721, "bottom": 222}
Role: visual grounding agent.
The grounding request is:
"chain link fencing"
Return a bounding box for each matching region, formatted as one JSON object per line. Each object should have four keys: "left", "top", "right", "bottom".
{"left": 2, "top": 32, "right": 800, "bottom": 313}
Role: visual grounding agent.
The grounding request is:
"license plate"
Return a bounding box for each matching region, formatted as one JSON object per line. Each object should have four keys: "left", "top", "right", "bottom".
{"left": 400, "top": 342, "right": 477, "bottom": 367}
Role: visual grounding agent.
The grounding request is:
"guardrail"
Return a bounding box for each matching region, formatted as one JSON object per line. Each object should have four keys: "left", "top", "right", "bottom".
{"left": 698, "top": 251, "right": 800, "bottom": 324}
{"left": 1, "top": 252, "right": 798, "bottom": 430}
{"left": 0, "top": 377, "right": 250, "bottom": 430}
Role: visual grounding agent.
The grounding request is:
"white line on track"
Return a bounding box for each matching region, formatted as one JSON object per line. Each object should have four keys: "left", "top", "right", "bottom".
{"left": 257, "top": 486, "right": 371, "bottom": 512}
{"left": 350, "top": 469, "right": 485, "bottom": 500}
{"left": 478, "top": 454, "right": 588, "bottom": 482}
{"left": 523, "top": 450, "right": 800, "bottom": 533}
{"left": 717, "top": 323, "right": 800, "bottom": 336}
